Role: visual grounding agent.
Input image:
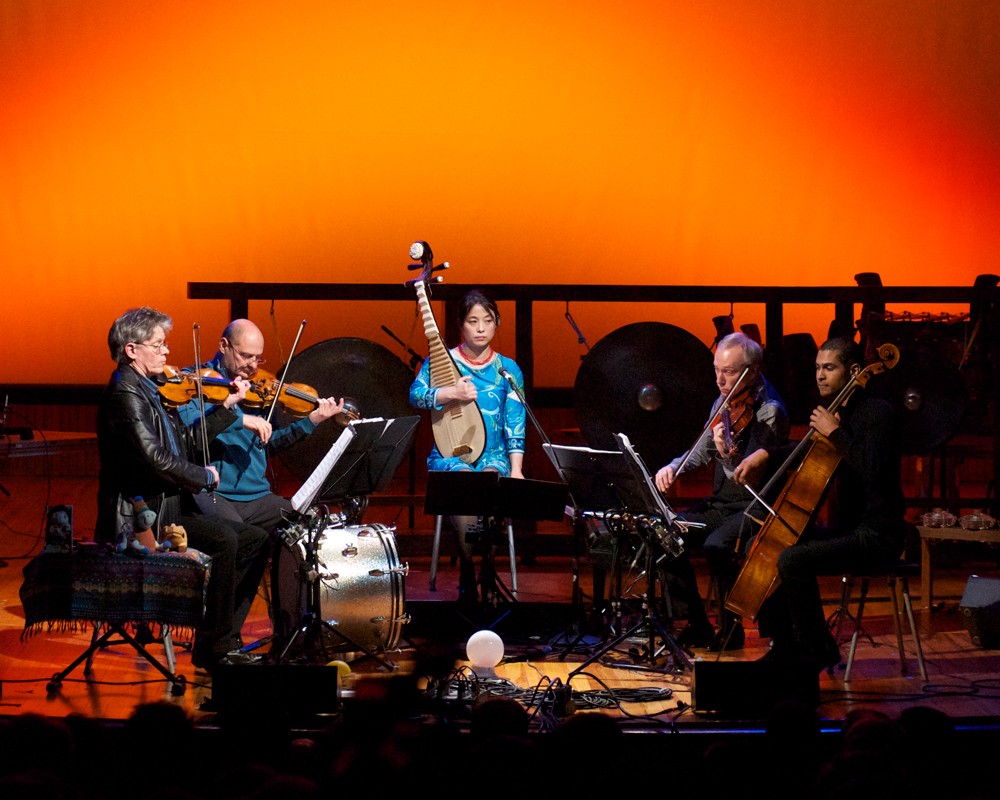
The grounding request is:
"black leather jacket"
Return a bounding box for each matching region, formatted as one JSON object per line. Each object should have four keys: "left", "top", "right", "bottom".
{"left": 95, "top": 365, "right": 238, "bottom": 547}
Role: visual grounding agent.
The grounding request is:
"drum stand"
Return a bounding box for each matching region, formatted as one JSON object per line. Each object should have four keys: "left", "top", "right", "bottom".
{"left": 569, "top": 517, "right": 690, "bottom": 677}
{"left": 274, "top": 516, "right": 398, "bottom": 671}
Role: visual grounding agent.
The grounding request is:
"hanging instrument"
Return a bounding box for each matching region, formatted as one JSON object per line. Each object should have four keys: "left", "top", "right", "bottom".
{"left": 405, "top": 240, "right": 486, "bottom": 464}
{"left": 724, "top": 342, "right": 901, "bottom": 621}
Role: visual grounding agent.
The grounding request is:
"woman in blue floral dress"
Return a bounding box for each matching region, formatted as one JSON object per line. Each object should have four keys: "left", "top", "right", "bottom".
{"left": 409, "top": 289, "right": 527, "bottom": 602}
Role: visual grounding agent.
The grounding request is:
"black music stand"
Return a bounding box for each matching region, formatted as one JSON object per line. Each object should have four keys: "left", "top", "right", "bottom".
{"left": 295, "top": 416, "right": 419, "bottom": 524}
{"left": 424, "top": 471, "right": 568, "bottom": 606}
{"left": 543, "top": 444, "right": 690, "bottom": 675}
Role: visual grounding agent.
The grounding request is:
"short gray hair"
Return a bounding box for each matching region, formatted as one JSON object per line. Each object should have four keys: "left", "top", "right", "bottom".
{"left": 108, "top": 307, "right": 173, "bottom": 364}
{"left": 717, "top": 331, "right": 763, "bottom": 372}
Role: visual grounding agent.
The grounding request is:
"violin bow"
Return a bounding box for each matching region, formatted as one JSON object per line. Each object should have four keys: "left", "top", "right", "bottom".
{"left": 191, "top": 324, "right": 214, "bottom": 502}
{"left": 260, "top": 319, "right": 307, "bottom": 428}
{"left": 672, "top": 365, "right": 751, "bottom": 479}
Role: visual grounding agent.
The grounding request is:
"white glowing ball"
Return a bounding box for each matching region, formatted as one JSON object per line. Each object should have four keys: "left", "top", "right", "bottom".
{"left": 466, "top": 630, "right": 505, "bottom": 676}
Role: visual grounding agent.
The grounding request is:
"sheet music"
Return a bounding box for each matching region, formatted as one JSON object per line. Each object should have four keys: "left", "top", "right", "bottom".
{"left": 291, "top": 418, "right": 385, "bottom": 513}
{"left": 614, "top": 432, "right": 678, "bottom": 524}
{"left": 542, "top": 442, "right": 618, "bottom": 477}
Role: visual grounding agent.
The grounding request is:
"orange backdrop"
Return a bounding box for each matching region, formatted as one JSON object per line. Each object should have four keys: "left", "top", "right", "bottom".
{"left": 2, "top": 1, "right": 998, "bottom": 387}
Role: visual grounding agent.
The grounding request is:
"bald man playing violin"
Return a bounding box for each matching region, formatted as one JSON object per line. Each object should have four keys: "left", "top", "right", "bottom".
{"left": 653, "top": 332, "right": 790, "bottom": 652}
{"left": 179, "top": 319, "right": 346, "bottom": 535}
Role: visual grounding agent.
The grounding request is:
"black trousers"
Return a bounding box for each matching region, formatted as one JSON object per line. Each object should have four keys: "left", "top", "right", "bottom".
{"left": 181, "top": 512, "right": 270, "bottom": 660}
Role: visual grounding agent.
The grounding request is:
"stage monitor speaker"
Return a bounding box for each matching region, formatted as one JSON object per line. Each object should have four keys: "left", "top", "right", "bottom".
{"left": 210, "top": 664, "right": 341, "bottom": 718}
{"left": 960, "top": 575, "right": 1000, "bottom": 649}
{"left": 692, "top": 660, "right": 819, "bottom": 718}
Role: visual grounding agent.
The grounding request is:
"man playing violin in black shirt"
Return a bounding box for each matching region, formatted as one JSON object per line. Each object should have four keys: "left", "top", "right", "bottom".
{"left": 654, "top": 332, "right": 790, "bottom": 651}
{"left": 96, "top": 307, "right": 270, "bottom": 670}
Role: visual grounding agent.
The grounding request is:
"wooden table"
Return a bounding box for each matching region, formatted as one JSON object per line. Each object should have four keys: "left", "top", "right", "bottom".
{"left": 916, "top": 524, "right": 1000, "bottom": 611}
{"left": 1, "top": 430, "right": 97, "bottom": 458}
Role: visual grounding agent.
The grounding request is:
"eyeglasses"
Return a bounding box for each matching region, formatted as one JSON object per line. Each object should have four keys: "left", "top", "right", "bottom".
{"left": 222, "top": 337, "right": 266, "bottom": 365}
{"left": 231, "top": 346, "right": 266, "bottom": 365}
{"left": 134, "top": 341, "right": 169, "bottom": 354}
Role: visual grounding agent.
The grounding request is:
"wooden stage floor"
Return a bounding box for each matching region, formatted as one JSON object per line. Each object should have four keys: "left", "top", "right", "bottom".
{"left": 2, "top": 474, "right": 1000, "bottom": 741}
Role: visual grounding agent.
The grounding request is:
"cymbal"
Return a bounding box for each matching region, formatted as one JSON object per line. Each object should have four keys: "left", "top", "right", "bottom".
{"left": 573, "top": 322, "right": 717, "bottom": 474}
{"left": 272, "top": 337, "right": 417, "bottom": 481}
{"left": 865, "top": 344, "right": 967, "bottom": 454}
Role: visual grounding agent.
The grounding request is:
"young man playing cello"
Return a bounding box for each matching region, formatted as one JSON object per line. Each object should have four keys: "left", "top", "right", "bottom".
{"left": 736, "top": 336, "right": 910, "bottom": 671}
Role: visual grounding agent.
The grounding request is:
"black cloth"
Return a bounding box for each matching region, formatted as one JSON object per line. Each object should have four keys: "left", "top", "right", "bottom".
{"left": 95, "top": 365, "right": 270, "bottom": 662}
{"left": 756, "top": 390, "right": 909, "bottom": 661}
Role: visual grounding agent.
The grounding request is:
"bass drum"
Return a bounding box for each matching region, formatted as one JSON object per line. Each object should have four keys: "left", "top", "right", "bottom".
{"left": 271, "top": 522, "right": 408, "bottom": 655}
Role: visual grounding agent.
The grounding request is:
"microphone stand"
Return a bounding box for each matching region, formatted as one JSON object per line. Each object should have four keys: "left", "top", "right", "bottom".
{"left": 501, "top": 366, "right": 590, "bottom": 641}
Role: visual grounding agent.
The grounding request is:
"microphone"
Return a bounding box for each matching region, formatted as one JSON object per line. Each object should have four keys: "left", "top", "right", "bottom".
{"left": 499, "top": 367, "right": 516, "bottom": 386}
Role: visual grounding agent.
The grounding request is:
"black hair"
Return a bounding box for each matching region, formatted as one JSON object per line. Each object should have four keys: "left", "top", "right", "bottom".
{"left": 818, "top": 336, "right": 863, "bottom": 369}
{"left": 459, "top": 289, "right": 500, "bottom": 328}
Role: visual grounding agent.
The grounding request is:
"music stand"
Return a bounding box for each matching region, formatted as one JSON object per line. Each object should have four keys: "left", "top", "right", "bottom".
{"left": 424, "top": 471, "right": 567, "bottom": 605}
{"left": 292, "top": 416, "right": 419, "bottom": 522}
{"left": 543, "top": 443, "right": 691, "bottom": 675}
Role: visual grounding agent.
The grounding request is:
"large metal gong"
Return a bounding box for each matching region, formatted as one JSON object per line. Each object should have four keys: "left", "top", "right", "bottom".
{"left": 273, "top": 337, "right": 417, "bottom": 481}
{"left": 573, "top": 322, "right": 717, "bottom": 474}
{"left": 864, "top": 344, "right": 967, "bottom": 455}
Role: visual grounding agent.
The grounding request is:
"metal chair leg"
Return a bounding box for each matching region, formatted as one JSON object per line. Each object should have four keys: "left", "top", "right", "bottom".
{"left": 845, "top": 577, "right": 871, "bottom": 681}
{"left": 888, "top": 576, "right": 909, "bottom": 675}
{"left": 162, "top": 626, "right": 176, "bottom": 674}
{"left": 507, "top": 519, "right": 517, "bottom": 595}
{"left": 898, "top": 576, "right": 928, "bottom": 681}
{"left": 430, "top": 515, "right": 443, "bottom": 591}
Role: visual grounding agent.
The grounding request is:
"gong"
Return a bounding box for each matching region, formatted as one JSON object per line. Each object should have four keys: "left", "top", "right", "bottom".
{"left": 865, "top": 344, "right": 967, "bottom": 454}
{"left": 574, "top": 322, "right": 718, "bottom": 473}
{"left": 273, "top": 337, "right": 417, "bottom": 481}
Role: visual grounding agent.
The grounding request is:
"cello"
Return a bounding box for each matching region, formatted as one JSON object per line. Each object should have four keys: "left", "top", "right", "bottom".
{"left": 724, "top": 342, "right": 900, "bottom": 621}
{"left": 405, "top": 241, "right": 487, "bottom": 464}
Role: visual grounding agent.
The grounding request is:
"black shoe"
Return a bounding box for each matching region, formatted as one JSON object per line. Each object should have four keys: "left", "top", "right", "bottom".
{"left": 708, "top": 623, "right": 745, "bottom": 652}
{"left": 757, "top": 641, "right": 795, "bottom": 666}
{"left": 812, "top": 635, "right": 841, "bottom": 672}
{"left": 676, "top": 622, "right": 715, "bottom": 649}
{"left": 457, "top": 585, "right": 478, "bottom": 606}
{"left": 759, "top": 638, "right": 839, "bottom": 674}
{"left": 221, "top": 650, "right": 262, "bottom": 666}
{"left": 192, "top": 649, "right": 261, "bottom": 671}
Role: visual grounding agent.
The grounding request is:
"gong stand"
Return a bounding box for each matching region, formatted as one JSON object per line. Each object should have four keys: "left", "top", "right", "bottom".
{"left": 274, "top": 509, "right": 397, "bottom": 670}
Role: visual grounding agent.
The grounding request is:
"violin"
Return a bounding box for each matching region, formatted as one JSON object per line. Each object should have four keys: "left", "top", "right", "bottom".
{"left": 241, "top": 368, "right": 317, "bottom": 416}
{"left": 157, "top": 365, "right": 237, "bottom": 408}
{"left": 244, "top": 368, "right": 366, "bottom": 422}
{"left": 717, "top": 382, "right": 755, "bottom": 457}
